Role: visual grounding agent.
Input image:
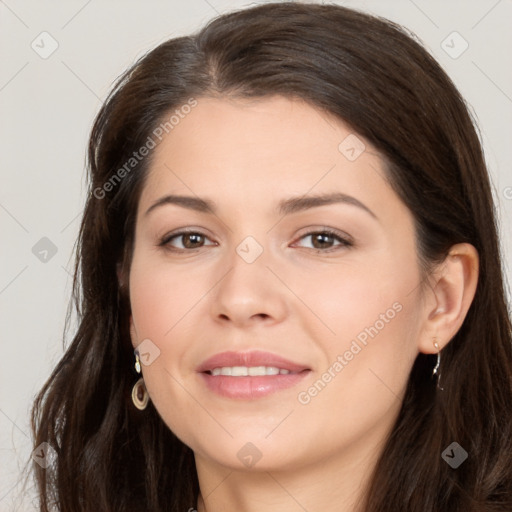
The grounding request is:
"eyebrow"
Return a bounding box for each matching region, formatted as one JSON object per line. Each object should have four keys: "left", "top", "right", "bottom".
{"left": 144, "top": 192, "right": 377, "bottom": 220}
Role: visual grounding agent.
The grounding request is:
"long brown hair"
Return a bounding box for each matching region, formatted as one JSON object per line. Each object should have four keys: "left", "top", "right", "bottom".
{"left": 31, "top": 3, "right": 512, "bottom": 510}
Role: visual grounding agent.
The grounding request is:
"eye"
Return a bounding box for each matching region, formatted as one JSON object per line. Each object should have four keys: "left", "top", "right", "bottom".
{"left": 293, "top": 229, "right": 353, "bottom": 252}
{"left": 159, "top": 230, "right": 216, "bottom": 251}
{"left": 158, "top": 228, "right": 352, "bottom": 253}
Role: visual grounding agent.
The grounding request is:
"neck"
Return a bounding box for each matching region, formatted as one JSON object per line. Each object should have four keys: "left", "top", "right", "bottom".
{"left": 194, "top": 433, "right": 386, "bottom": 512}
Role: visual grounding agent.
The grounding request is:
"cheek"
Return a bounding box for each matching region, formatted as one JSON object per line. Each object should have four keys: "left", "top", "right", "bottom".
{"left": 298, "top": 248, "right": 422, "bottom": 404}
{"left": 293, "top": 299, "right": 420, "bottom": 453}
{"left": 291, "top": 248, "right": 420, "bottom": 345}
{"left": 128, "top": 251, "right": 218, "bottom": 439}
{"left": 129, "top": 252, "right": 208, "bottom": 340}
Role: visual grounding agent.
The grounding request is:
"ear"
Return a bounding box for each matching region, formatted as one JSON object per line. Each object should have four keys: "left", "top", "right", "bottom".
{"left": 117, "top": 260, "right": 136, "bottom": 347}
{"left": 117, "top": 260, "right": 126, "bottom": 289}
{"left": 417, "top": 243, "right": 479, "bottom": 354}
{"left": 129, "top": 316, "right": 138, "bottom": 349}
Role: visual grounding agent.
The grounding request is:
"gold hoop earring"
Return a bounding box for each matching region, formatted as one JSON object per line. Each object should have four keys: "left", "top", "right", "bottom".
{"left": 432, "top": 339, "right": 444, "bottom": 391}
{"left": 132, "top": 351, "right": 149, "bottom": 410}
{"left": 132, "top": 377, "right": 149, "bottom": 411}
{"left": 132, "top": 378, "right": 149, "bottom": 410}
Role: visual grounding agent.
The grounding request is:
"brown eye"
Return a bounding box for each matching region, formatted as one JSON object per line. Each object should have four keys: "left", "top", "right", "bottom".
{"left": 160, "top": 231, "right": 216, "bottom": 251}
{"left": 294, "top": 230, "right": 353, "bottom": 251}
{"left": 181, "top": 233, "right": 205, "bottom": 248}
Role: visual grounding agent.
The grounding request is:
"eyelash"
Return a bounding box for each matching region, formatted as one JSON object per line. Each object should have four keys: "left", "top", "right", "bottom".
{"left": 158, "top": 228, "right": 353, "bottom": 253}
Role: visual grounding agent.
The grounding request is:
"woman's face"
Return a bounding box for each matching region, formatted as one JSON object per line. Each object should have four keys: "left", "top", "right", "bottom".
{"left": 128, "top": 95, "right": 428, "bottom": 472}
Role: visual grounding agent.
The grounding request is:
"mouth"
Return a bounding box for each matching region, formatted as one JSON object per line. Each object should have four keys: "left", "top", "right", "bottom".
{"left": 197, "top": 350, "right": 311, "bottom": 399}
{"left": 206, "top": 366, "right": 302, "bottom": 376}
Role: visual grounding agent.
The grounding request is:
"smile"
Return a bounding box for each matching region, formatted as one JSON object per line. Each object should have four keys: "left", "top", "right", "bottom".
{"left": 208, "top": 366, "right": 294, "bottom": 376}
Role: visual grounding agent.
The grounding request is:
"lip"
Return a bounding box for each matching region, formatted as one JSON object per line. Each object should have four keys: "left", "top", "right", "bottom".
{"left": 196, "top": 350, "right": 311, "bottom": 400}
{"left": 196, "top": 350, "right": 310, "bottom": 374}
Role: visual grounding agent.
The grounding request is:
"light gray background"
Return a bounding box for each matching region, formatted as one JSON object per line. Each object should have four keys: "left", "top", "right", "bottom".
{"left": 1, "top": 0, "right": 511, "bottom": 509}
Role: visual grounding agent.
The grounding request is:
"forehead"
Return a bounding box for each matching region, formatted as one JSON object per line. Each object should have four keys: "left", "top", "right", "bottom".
{"left": 152, "top": 96, "right": 342, "bottom": 165}
{"left": 137, "top": 95, "right": 393, "bottom": 217}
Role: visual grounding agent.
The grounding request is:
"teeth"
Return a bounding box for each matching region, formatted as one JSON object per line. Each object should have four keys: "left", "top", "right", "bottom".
{"left": 231, "top": 366, "right": 247, "bottom": 376}
{"left": 209, "top": 366, "right": 292, "bottom": 376}
{"left": 248, "top": 366, "right": 266, "bottom": 376}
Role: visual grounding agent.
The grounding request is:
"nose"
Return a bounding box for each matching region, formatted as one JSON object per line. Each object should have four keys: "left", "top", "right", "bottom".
{"left": 209, "top": 241, "right": 288, "bottom": 329}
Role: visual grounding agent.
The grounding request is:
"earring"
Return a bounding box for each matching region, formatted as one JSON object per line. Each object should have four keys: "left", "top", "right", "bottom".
{"left": 132, "top": 351, "right": 149, "bottom": 410}
{"left": 432, "top": 339, "right": 444, "bottom": 391}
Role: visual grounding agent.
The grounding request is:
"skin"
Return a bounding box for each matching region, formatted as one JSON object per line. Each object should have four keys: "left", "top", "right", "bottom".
{"left": 127, "top": 95, "right": 479, "bottom": 511}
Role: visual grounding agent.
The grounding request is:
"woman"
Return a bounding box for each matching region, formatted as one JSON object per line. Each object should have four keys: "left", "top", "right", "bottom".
{"left": 31, "top": 2, "right": 512, "bottom": 511}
